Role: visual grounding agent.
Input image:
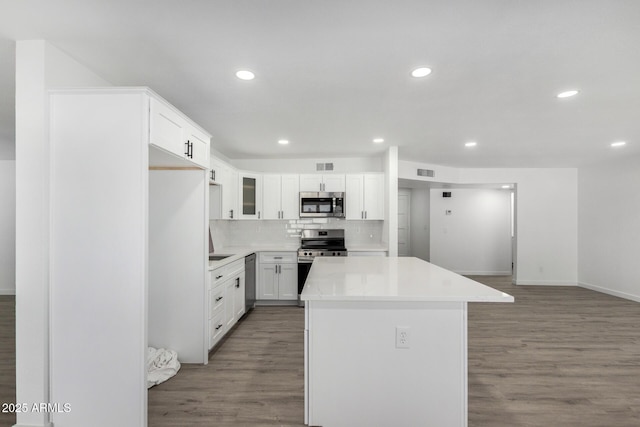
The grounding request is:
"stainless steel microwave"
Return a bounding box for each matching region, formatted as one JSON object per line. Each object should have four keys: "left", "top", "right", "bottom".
{"left": 299, "top": 192, "right": 345, "bottom": 218}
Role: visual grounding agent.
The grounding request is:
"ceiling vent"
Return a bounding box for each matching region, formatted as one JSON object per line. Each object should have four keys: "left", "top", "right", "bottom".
{"left": 316, "top": 162, "right": 334, "bottom": 171}
{"left": 417, "top": 168, "right": 435, "bottom": 178}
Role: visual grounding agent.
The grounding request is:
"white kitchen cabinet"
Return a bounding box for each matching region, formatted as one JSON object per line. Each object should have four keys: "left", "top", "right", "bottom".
{"left": 345, "top": 173, "right": 384, "bottom": 220}
{"left": 299, "top": 174, "right": 345, "bottom": 192}
{"left": 219, "top": 163, "right": 238, "bottom": 219}
{"left": 238, "top": 171, "right": 263, "bottom": 219}
{"left": 149, "top": 97, "right": 210, "bottom": 168}
{"left": 209, "top": 259, "right": 245, "bottom": 350}
{"left": 263, "top": 174, "right": 300, "bottom": 219}
{"left": 258, "top": 252, "right": 298, "bottom": 300}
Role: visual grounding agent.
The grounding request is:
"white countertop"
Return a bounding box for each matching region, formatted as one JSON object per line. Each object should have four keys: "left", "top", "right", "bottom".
{"left": 300, "top": 257, "right": 514, "bottom": 303}
{"left": 208, "top": 245, "right": 299, "bottom": 270}
{"left": 346, "top": 244, "right": 388, "bottom": 252}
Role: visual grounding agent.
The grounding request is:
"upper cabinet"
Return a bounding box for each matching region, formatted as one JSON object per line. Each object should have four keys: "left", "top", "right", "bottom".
{"left": 238, "top": 171, "right": 263, "bottom": 220}
{"left": 299, "top": 174, "right": 345, "bottom": 192}
{"left": 149, "top": 97, "right": 210, "bottom": 168}
{"left": 346, "top": 173, "right": 384, "bottom": 220}
{"left": 263, "top": 174, "right": 300, "bottom": 220}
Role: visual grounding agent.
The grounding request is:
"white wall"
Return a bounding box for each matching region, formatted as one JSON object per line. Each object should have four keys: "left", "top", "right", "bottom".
{"left": 0, "top": 160, "right": 15, "bottom": 294}
{"left": 15, "top": 40, "right": 111, "bottom": 427}
{"left": 430, "top": 188, "right": 512, "bottom": 275}
{"left": 232, "top": 156, "right": 383, "bottom": 173}
{"left": 384, "top": 147, "right": 398, "bottom": 256}
{"left": 578, "top": 155, "right": 640, "bottom": 301}
{"left": 459, "top": 168, "right": 578, "bottom": 285}
{"left": 399, "top": 160, "right": 579, "bottom": 286}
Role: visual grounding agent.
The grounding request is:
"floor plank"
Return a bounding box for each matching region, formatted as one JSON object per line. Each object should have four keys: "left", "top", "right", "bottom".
{"left": 3, "top": 277, "right": 640, "bottom": 426}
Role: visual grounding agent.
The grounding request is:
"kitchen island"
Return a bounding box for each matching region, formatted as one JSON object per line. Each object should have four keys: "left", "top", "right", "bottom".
{"left": 301, "top": 256, "right": 513, "bottom": 427}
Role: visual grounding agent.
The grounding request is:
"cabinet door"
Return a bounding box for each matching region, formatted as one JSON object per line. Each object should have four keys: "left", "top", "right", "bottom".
{"left": 345, "top": 174, "right": 364, "bottom": 220}
{"left": 238, "top": 172, "right": 262, "bottom": 220}
{"left": 234, "top": 272, "right": 246, "bottom": 319}
{"left": 221, "top": 164, "right": 238, "bottom": 219}
{"left": 280, "top": 174, "right": 300, "bottom": 219}
{"left": 363, "top": 173, "right": 384, "bottom": 220}
{"left": 299, "top": 174, "right": 323, "bottom": 192}
{"left": 322, "top": 174, "right": 346, "bottom": 192}
{"left": 149, "top": 97, "right": 185, "bottom": 158}
{"left": 278, "top": 263, "right": 298, "bottom": 300}
{"left": 258, "top": 264, "right": 278, "bottom": 300}
{"left": 186, "top": 126, "right": 210, "bottom": 168}
{"left": 224, "top": 279, "right": 236, "bottom": 328}
{"left": 262, "top": 174, "right": 282, "bottom": 219}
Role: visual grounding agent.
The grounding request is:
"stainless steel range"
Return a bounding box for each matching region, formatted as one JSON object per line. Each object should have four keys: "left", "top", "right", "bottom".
{"left": 297, "top": 229, "right": 347, "bottom": 304}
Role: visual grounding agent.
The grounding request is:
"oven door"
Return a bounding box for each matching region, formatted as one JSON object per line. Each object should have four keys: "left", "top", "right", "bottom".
{"left": 298, "top": 259, "right": 313, "bottom": 306}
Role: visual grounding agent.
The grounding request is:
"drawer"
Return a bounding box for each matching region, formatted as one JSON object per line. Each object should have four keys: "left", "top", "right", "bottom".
{"left": 259, "top": 251, "right": 297, "bottom": 264}
{"left": 211, "top": 267, "right": 227, "bottom": 288}
{"left": 226, "top": 259, "right": 244, "bottom": 276}
{"left": 209, "top": 312, "right": 225, "bottom": 349}
{"left": 209, "top": 284, "right": 224, "bottom": 318}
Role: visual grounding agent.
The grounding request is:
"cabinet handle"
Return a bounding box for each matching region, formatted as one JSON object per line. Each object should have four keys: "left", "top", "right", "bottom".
{"left": 215, "top": 296, "right": 223, "bottom": 302}
{"left": 215, "top": 324, "right": 223, "bottom": 330}
{"left": 274, "top": 256, "right": 283, "bottom": 259}
{"left": 235, "top": 277, "right": 240, "bottom": 288}
{"left": 258, "top": 211, "right": 261, "bottom": 219}
{"left": 216, "top": 275, "right": 223, "bottom": 280}
{"left": 185, "top": 141, "right": 190, "bottom": 156}
{"left": 230, "top": 209, "right": 234, "bottom": 219}
{"left": 189, "top": 141, "right": 194, "bottom": 158}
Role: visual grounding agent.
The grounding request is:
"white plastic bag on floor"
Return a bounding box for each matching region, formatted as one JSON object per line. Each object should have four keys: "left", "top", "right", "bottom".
{"left": 147, "top": 347, "right": 181, "bottom": 388}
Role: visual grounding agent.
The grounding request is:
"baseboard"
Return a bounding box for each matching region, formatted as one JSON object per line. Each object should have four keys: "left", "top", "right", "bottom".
{"left": 13, "top": 423, "right": 53, "bottom": 427}
{"left": 514, "top": 280, "right": 577, "bottom": 286}
{"left": 578, "top": 281, "right": 640, "bottom": 303}
{"left": 456, "top": 270, "right": 512, "bottom": 276}
{"left": 0, "top": 289, "right": 16, "bottom": 295}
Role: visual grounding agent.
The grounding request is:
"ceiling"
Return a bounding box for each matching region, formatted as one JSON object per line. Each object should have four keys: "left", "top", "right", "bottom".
{"left": 1, "top": 0, "right": 639, "bottom": 167}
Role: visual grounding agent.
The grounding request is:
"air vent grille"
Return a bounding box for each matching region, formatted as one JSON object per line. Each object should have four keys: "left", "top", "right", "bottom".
{"left": 417, "top": 168, "right": 435, "bottom": 177}
{"left": 316, "top": 163, "right": 334, "bottom": 171}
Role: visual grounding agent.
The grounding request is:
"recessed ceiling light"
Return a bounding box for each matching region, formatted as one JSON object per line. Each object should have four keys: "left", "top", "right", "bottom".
{"left": 465, "top": 141, "right": 477, "bottom": 147}
{"left": 373, "top": 138, "right": 384, "bottom": 143}
{"left": 557, "top": 90, "right": 579, "bottom": 98}
{"left": 236, "top": 70, "right": 255, "bottom": 80}
{"left": 278, "top": 139, "right": 289, "bottom": 145}
{"left": 501, "top": 185, "right": 511, "bottom": 189}
{"left": 611, "top": 141, "right": 626, "bottom": 147}
{"left": 411, "top": 67, "right": 432, "bottom": 78}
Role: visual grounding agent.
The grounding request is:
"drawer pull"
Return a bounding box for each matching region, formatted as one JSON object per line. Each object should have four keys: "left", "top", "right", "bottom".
{"left": 215, "top": 324, "right": 223, "bottom": 330}
{"left": 215, "top": 296, "right": 223, "bottom": 302}
{"left": 215, "top": 275, "right": 223, "bottom": 280}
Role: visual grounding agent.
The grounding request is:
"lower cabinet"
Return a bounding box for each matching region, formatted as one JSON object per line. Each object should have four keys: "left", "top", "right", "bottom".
{"left": 209, "top": 259, "right": 245, "bottom": 351}
{"left": 258, "top": 252, "right": 298, "bottom": 300}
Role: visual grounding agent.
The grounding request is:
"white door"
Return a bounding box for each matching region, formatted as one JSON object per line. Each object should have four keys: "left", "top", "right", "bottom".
{"left": 398, "top": 190, "right": 411, "bottom": 256}
{"left": 363, "top": 173, "right": 384, "bottom": 220}
{"left": 278, "top": 263, "right": 299, "bottom": 300}
{"left": 322, "top": 174, "right": 346, "bottom": 192}
{"left": 345, "top": 174, "right": 364, "bottom": 220}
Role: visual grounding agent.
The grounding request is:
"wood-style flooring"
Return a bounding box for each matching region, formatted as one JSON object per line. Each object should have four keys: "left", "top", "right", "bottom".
{"left": 2, "top": 277, "right": 640, "bottom": 426}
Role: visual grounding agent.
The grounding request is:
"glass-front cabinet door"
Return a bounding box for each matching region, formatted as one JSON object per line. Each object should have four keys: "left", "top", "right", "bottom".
{"left": 238, "top": 172, "right": 262, "bottom": 219}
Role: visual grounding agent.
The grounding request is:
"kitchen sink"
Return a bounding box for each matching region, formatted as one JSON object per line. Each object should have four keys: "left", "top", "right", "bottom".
{"left": 209, "top": 254, "right": 232, "bottom": 261}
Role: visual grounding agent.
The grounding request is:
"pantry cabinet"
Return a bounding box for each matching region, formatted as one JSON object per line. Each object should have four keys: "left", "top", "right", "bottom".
{"left": 345, "top": 173, "right": 384, "bottom": 220}
{"left": 263, "top": 174, "right": 300, "bottom": 219}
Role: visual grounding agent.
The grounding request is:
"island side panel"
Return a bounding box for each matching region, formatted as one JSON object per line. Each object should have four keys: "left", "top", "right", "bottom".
{"left": 307, "top": 300, "right": 467, "bottom": 427}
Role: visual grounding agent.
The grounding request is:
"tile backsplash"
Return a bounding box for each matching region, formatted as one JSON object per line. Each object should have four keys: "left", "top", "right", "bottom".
{"left": 210, "top": 219, "right": 383, "bottom": 248}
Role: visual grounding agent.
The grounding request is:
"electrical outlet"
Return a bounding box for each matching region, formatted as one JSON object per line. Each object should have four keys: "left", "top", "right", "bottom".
{"left": 396, "top": 327, "right": 410, "bottom": 349}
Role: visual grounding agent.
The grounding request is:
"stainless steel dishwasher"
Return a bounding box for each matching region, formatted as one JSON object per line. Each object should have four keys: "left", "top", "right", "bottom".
{"left": 244, "top": 253, "right": 256, "bottom": 313}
